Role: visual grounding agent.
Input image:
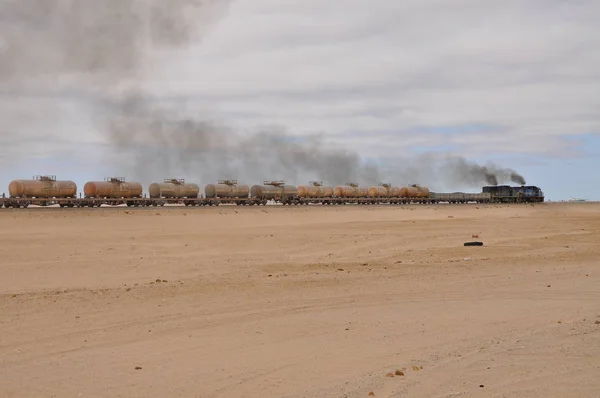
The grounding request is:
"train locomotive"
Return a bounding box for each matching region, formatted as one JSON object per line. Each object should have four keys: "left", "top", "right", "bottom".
{"left": 482, "top": 185, "right": 545, "bottom": 203}
{"left": 0, "top": 175, "right": 545, "bottom": 208}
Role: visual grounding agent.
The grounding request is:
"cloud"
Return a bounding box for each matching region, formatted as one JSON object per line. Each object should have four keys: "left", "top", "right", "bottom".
{"left": 1, "top": 0, "right": 599, "bottom": 189}
{"left": 139, "top": 0, "right": 600, "bottom": 157}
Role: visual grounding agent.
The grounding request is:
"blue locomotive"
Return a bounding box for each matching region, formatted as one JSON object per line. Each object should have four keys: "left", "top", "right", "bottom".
{"left": 482, "top": 185, "right": 545, "bottom": 203}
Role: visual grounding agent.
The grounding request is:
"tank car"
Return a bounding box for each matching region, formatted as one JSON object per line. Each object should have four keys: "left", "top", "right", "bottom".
{"left": 412, "top": 184, "right": 430, "bottom": 198}
{"left": 8, "top": 175, "right": 77, "bottom": 198}
{"left": 399, "top": 184, "right": 430, "bottom": 198}
{"left": 367, "top": 186, "right": 387, "bottom": 198}
{"left": 297, "top": 181, "right": 334, "bottom": 198}
{"left": 367, "top": 183, "right": 396, "bottom": 198}
{"left": 149, "top": 179, "right": 199, "bottom": 198}
{"left": 334, "top": 183, "right": 368, "bottom": 198}
{"left": 204, "top": 180, "right": 250, "bottom": 198}
{"left": 399, "top": 186, "right": 416, "bottom": 197}
{"left": 83, "top": 177, "right": 143, "bottom": 198}
{"left": 251, "top": 181, "right": 298, "bottom": 200}
{"left": 387, "top": 185, "right": 401, "bottom": 197}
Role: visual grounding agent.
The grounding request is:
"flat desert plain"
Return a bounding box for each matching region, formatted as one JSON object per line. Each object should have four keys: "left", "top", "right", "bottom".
{"left": 1, "top": 202, "right": 599, "bottom": 398}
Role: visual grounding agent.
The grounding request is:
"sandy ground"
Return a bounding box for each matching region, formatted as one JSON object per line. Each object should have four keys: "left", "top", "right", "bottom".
{"left": 0, "top": 203, "right": 599, "bottom": 398}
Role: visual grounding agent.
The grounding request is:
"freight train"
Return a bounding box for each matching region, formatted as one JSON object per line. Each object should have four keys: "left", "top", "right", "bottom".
{"left": 0, "top": 175, "right": 545, "bottom": 208}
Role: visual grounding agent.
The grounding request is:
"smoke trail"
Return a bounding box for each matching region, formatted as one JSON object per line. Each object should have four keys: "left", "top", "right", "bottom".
{"left": 440, "top": 156, "right": 526, "bottom": 186}
{"left": 464, "top": 161, "right": 525, "bottom": 185}
{"left": 510, "top": 172, "right": 526, "bottom": 185}
{"left": 373, "top": 153, "right": 528, "bottom": 191}
{"left": 103, "top": 94, "right": 527, "bottom": 189}
{"left": 0, "top": 0, "right": 235, "bottom": 175}
{"left": 1, "top": 0, "right": 528, "bottom": 191}
{"left": 1, "top": 0, "right": 234, "bottom": 85}
{"left": 103, "top": 94, "right": 383, "bottom": 186}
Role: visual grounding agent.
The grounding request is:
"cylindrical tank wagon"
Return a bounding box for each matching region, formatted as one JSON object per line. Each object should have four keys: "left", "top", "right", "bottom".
{"left": 367, "top": 183, "right": 406, "bottom": 203}
{"left": 413, "top": 184, "right": 430, "bottom": 198}
{"left": 8, "top": 175, "right": 77, "bottom": 198}
{"left": 388, "top": 186, "right": 401, "bottom": 197}
{"left": 251, "top": 181, "right": 298, "bottom": 202}
{"left": 399, "top": 186, "right": 416, "bottom": 197}
{"left": 204, "top": 180, "right": 250, "bottom": 198}
{"left": 149, "top": 179, "right": 200, "bottom": 198}
{"left": 395, "top": 184, "right": 431, "bottom": 204}
{"left": 334, "top": 183, "right": 368, "bottom": 198}
{"left": 398, "top": 184, "right": 429, "bottom": 198}
{"left": 367, "top": 184, "right": 393, "bottom": 198}
{"left": 297, "top": 181, "right": 334, "bottom": 198}
{"left": 84, "top": 177, "right": 143, "bottom": 198}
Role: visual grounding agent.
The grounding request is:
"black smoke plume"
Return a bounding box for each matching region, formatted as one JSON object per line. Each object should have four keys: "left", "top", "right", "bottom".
{"left": 442, "top": 157, "right": 526, "bottom": 186}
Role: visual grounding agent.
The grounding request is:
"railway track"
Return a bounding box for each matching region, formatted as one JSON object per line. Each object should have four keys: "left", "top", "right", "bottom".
{"left": 0, "top": 195, "right": 538, "bottom": 209}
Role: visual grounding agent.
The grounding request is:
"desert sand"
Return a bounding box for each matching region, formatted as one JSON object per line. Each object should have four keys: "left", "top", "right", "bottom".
{"left": 0, "top": 203, "right": 599, "bottom": 397}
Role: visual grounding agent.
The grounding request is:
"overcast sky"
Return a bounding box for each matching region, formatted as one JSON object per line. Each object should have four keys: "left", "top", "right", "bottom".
{"left": 1, "top": 0, "right": 599, "bottom": 200}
